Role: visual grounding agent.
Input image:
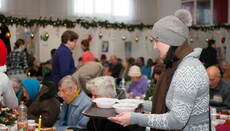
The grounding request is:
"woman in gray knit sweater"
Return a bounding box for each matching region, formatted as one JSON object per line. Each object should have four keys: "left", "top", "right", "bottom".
{"left": 108, "top": 9, "right": 210, "bottom": 131}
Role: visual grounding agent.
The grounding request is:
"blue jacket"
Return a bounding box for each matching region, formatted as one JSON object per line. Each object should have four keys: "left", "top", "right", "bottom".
{"left": 141, "top": 66, "right": 152, "bottom": 80}
{"left": 52, "top": 44, "right": 76, "bottom": 86}
{"left": 54, "top": 91, "right": 91, "bottom": 130}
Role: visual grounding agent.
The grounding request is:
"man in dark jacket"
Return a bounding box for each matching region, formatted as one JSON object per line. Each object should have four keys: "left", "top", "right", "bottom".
{"left": 52, "top": 30, "right": 78, "bottom": 87}
{"left": 200, "top": 39, "right": 217, "bottom": 68}
{"left": 109, "top": 55, "right": 123, "bottom": 79}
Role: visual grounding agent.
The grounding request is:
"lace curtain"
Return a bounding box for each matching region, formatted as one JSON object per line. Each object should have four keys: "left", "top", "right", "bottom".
{"left": 0, "top": 0, "right": 141, "bottom": 24}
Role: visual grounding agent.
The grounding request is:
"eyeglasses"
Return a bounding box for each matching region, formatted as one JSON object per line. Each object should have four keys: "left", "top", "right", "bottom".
{"left": 58, "top": 88, "right": 70, "bottom": 96}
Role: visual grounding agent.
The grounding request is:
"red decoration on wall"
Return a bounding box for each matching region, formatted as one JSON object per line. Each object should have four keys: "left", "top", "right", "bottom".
{"left": 88, "top": 35, "right": 92, "bottom": 40}
{"left": 221, "top": 37, "right": 225, "bottom": 44}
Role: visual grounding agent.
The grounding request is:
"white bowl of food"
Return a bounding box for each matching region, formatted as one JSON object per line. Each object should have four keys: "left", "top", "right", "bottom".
{"left": 113, "top": 103, "right": 138, "bottom": 114}
{"left": 220, "top": 114, "right": 228, "bottom": 120}
{"left": 118, "top": 99, "right": 143, "bottom": 106}
{"left": 93, "top": 98, "right": 118, "bottom": 108}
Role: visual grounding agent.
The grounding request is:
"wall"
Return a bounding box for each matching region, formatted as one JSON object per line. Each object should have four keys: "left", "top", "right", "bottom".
{"left": 6, "top": 0, "right": 230, "bottom": 64}
{"left": 189, "top": 29, "right": 230, "bottom": 62}
{"left": 8, "top": 25, "right": 159, "bottom": 66}
{"left": 154, "top": 0, "right": 181, "bottom": 20}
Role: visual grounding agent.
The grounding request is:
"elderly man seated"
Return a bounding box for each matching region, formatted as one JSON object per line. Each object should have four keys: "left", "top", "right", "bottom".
{"left": 207, "top": 66, "right": 230, "bottom": 112}
{"left": 85, "top": 76, "right": 145, "bottom": 131}
{"left": 54, "top": 75, "right": 91, "bottom": 130}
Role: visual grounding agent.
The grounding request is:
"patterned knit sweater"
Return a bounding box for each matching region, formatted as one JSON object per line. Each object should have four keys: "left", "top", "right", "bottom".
{"left": 131, "top": 48, "right": 210, "bottom": 131}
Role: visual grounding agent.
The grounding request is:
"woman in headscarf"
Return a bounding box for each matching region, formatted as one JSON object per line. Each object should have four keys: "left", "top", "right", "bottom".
{"left": 21, "top": 79, "right": 60, "bottom": 127}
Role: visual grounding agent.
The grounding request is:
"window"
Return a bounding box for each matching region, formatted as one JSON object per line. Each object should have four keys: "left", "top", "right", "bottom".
{"left": 74, "top": 0, "right": 94, "bottom": 15}
{"left": 181, "top": 0, "right": 228, "bottom": 25}
{"left": 113, "top": 0, "right": 130, "bottom": 16}
{"left": 196, "top": 0, "right": 211, "bottom": 25}
{"left": 74, "top": 0, "right": 132, "bottom": 19}
{"left": 95, "top": 0, "right": 111, "bottom": 14}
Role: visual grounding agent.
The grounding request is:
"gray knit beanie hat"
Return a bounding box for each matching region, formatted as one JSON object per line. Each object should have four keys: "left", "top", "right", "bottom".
{"left": 151, "top": 9, "right": 192, "bottom": 46}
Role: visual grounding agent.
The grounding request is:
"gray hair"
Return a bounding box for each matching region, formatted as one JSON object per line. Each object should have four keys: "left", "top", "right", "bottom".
{"left": 58, "top": 75, "right": 78, "bottom": 89}
{"left": 86, "top": 76, "right": 117, "bottom": 98}
{"left": 10, "top": 77, "right": 21, "bottom": 88}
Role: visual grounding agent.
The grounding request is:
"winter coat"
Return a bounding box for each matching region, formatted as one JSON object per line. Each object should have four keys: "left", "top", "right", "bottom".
{"left": 27, "top": 83, "right": 60, "bottom": 127}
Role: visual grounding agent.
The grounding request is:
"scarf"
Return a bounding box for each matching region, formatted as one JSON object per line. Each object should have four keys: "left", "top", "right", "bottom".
{"left": 151, "top": 41, "right": 193, "bottom": 131}
{"left": 67, "top": 89, "right": 81, "bottom": 105}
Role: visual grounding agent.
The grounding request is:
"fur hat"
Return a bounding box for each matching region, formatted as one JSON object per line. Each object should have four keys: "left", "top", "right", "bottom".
{"left": 128, "top": 65, "right": 142, "bottom": 77}
{"left": 0, "top": 39, "right": 7, "bottom": 66}
{"left": 151, "top": 9, "right": 192, "bottom": 46}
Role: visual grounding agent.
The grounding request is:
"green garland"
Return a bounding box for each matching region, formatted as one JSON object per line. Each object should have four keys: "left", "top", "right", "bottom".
{"left": 0, "top": 14, "right": 230, "bottom": 31}
{"left": 0, "top": 108, "right": 17, "bottom": 126}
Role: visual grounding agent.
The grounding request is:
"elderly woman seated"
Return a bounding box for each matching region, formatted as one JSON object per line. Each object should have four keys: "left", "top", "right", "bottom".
{"left": 85, "top": 76, "right": 145, "bottom": 131}
{"left": 21, "top": 78, "right": 60, "bottom": 127}
{"left": 86, "top": 76, "right": 117, "bottom": 100}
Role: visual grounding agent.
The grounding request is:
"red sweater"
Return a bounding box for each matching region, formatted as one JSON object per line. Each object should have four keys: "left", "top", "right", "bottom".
{"left": 82, "top": 50, "right": 95, "bottom": 64}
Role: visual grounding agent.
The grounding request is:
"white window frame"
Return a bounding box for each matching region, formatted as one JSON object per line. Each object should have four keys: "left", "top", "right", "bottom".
{"left": 181, "top": 0, "right": 214, "bottom": 25}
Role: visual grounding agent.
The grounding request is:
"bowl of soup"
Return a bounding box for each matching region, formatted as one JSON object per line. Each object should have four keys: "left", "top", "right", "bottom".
{"left": 118, "top": 99, "right": 143, "bottom": 106}
{"left": 113, "top": 103, "right": 138, "bottom": 114}
{"left": 93, "top": 98, "right": 118, "bottom": 108}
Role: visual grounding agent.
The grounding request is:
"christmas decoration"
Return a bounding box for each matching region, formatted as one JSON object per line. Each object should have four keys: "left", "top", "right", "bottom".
{"left": 30, "top": 33, "right": 35, "bottom": 39}
{"left": 0, "top": 107, "right": 17, "bottom": 126}
{"left": 99, "top": 32, "right": 103, "bottom": 39}
{"left": 0, "top": 14, "right": 230, "bottom": 32}
{"left": 149, "top": 37, "right": 153, "bottom": 42}
{"left": 88, "top": 35, "right": 92, "bottom": 40}
{"left": 5, "top": 32, "right": 11, "bottom": 38}
{"left": 135, "top": 36, "right": 139, "bottom": 42}
{"left": 122, "top": 36, "right": 127, "bottom": 40}
{"left": 221, "top": 37, "right": 226, "bottom": 44}
{"left": 41, "top": 32, "right": 49, "bottom": 41}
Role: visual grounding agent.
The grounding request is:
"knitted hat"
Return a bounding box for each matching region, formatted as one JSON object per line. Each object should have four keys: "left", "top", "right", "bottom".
{"left": 0, "top": 39, "right": 7, "bottom": 66}
{"left": 152, "top": 9, "right": 192, "bottom": 46}
{"left": 128, "top": 65, "right": 141, "bottom": 77}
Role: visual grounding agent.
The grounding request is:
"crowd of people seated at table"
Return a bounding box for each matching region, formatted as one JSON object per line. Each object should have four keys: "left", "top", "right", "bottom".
{"left": 1, "top": 12, "right": 230, "bottom": 130}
